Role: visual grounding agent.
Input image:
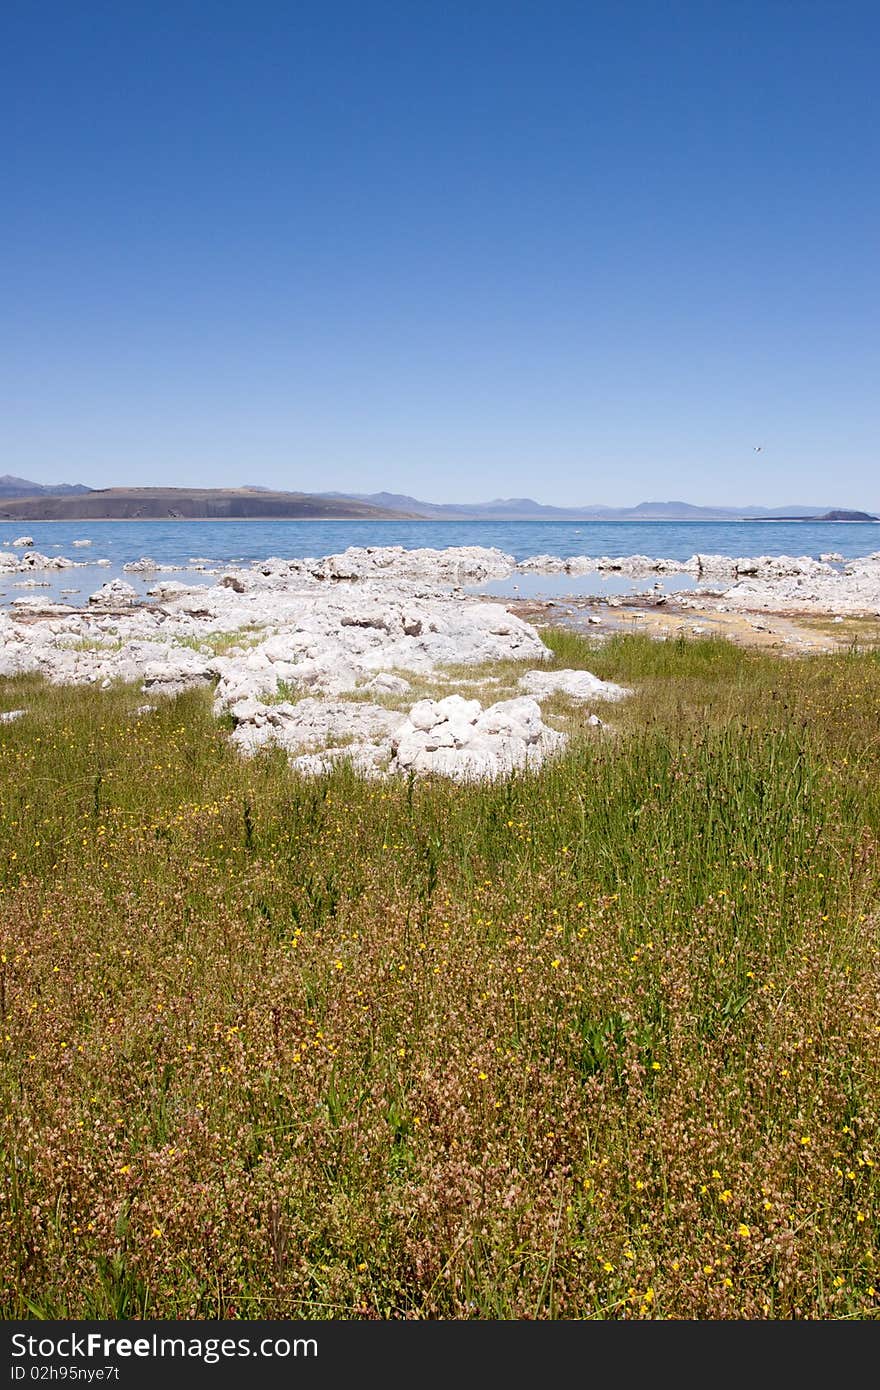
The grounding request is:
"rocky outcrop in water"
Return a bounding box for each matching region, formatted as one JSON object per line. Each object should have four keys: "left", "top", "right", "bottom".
{"left": 1, "top": 549, "right": 85, "bottom": 572}
{"left": 514, "top": 552, "right": 839, "bottom": 581}
{"left": 711, "top": 553, "right": 880, "bottom": 614}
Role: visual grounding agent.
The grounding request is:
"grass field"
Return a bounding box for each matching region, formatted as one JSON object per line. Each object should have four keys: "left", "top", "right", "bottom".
{"left": 1, "top": 628, "right": 878, "bottom": 1318}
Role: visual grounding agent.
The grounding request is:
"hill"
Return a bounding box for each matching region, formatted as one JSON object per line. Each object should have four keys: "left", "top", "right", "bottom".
{"left": 0, "top": 474, "right": 92, "bottom": 499}
{"left": 0, "top": 487, "right": 417, "bottom": 521}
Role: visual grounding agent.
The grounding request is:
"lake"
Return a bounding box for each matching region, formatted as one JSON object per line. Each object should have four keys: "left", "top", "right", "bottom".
{"left": 2, "top": 516, "right": 878, "bottom": 608}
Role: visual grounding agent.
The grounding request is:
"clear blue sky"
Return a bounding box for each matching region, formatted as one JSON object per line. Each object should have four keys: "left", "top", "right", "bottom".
{"left": 3, "top": 1, "right": 878, "bottom": 508}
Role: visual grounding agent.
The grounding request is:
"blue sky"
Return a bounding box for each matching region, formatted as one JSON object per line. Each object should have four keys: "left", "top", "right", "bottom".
{"left": 3, "top": 1, "right": 878, "bottom": 507}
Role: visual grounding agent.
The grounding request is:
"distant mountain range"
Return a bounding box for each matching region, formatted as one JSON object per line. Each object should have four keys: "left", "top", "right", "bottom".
{"left": 0, "top": 474, "right": 92, "bottom": 499}
{"left": 320, "top": 492, "right": 878, "bottom": 522}
{"left": 0, "top": 477, "right": 875, "bottom": 522}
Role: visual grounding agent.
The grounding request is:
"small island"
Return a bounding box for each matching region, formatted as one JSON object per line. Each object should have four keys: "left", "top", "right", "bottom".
{"left": 759, "top": 509, "right": 878, "bottom": 522}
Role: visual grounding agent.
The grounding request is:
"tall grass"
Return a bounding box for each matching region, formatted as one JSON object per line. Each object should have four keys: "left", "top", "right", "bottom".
{"left": 1, "top": 631, "right": 878, "bottom": 1318}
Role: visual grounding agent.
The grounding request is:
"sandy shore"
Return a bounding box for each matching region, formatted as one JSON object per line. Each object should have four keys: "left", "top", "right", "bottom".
{"left": 507, "top": 592, "right": 880, "bottom": 653}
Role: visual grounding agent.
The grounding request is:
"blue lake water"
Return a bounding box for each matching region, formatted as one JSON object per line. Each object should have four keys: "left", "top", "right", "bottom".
{"left": 1, "top": 518, "right": 878, "bottom": 609}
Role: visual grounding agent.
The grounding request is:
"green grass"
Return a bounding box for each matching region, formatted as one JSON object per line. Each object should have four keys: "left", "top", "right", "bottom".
{"left": 57, "top": 636, "right": 126, "bottom": 654}
{"left": 1, "top": 630, "right": 878, "bottom": 1319}
{"left": 172, "top": 626, "right": 267, "bottom": 656}
{"left": 795, "top": 614, "right": 880, "bottom": 649}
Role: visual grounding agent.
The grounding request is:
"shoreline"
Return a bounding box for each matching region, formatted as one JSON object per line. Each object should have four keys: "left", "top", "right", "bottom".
{"left": 507, "top": 593, "right": 880, "bottom": 653}
{"left": 3, "top": 542, "right": 880, "bottom": 779}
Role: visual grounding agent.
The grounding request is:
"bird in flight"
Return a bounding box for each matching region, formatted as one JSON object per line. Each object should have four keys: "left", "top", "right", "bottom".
{"left": 753, "top": 446, "right": 763, "bottom": 452}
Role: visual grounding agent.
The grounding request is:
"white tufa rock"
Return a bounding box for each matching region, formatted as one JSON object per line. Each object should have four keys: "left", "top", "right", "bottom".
{"left": 363, "top": 671, "right": 412, "bottom": 695}
{"left": 518, "top": 668, "right": 632, "bottom": 702}
{"left": 389, "top": 694, "right": 565, "bottom": 781}
{"left": 1, "top": 550, "right": 81, "bottom": 572}
{"left": 223, "top": 687, "right": 573, "bottom": 781}
{"left": 88, "top": 579, "right": 140, "bottom": 608}
{"left": 514, "top": 552, "right": 843, "bottom": 583}
{"left": 0, "top": 544, "right": 644, "bottom": 779}
{"left": 299, "top": 545, "right": 516, "bottom": 585}
{"left": 123, "top": 556, "right": 161, "bottom": 573}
